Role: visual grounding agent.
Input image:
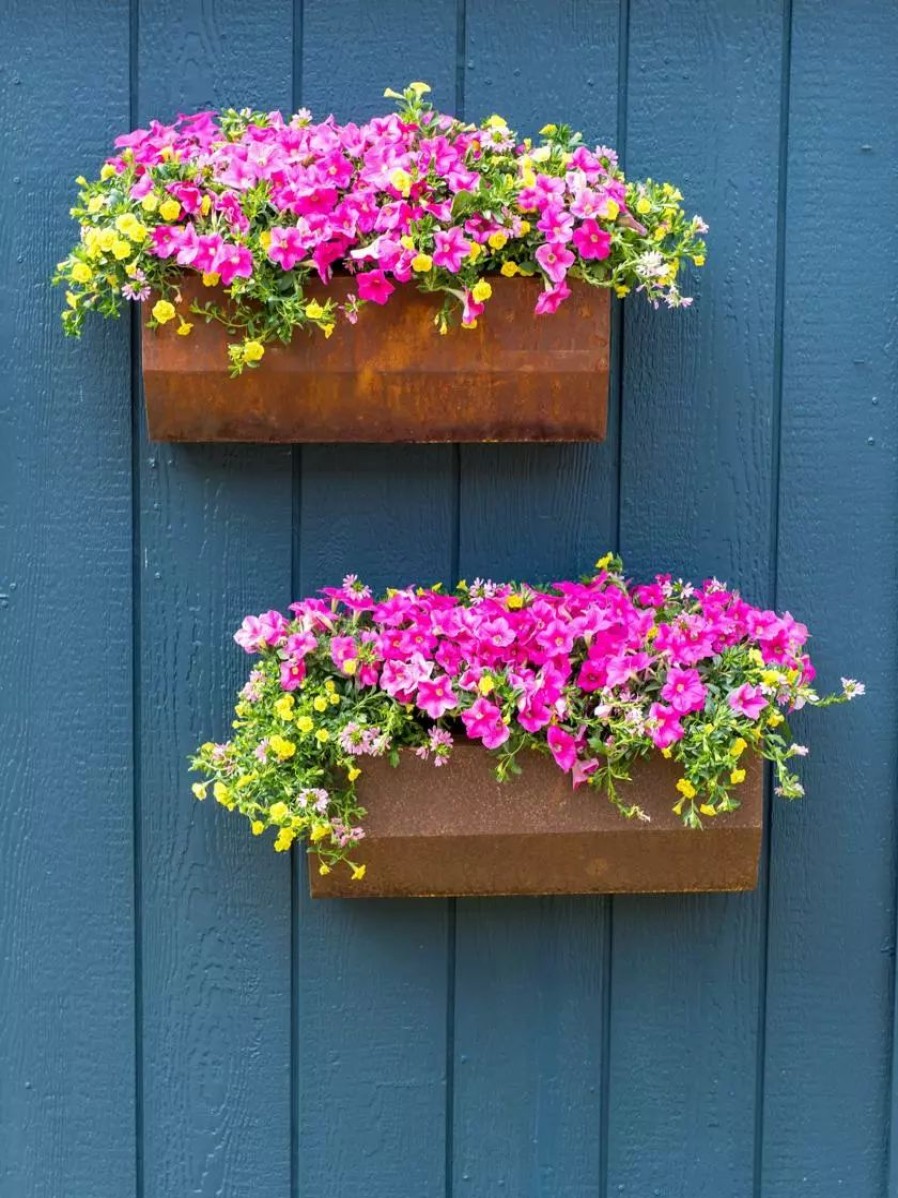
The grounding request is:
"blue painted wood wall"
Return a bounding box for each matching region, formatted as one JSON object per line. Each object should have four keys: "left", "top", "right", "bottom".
{"left": 2, "top": 2, "right": 897, "bottom": 1195}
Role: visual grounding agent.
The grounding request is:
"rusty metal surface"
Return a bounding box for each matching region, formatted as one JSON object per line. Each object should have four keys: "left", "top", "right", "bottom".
{"left": 310, "top": 746, "right": 763, "bottom": 899}
{"left": 141, "top": 276, "right": 610, "bottom": 443}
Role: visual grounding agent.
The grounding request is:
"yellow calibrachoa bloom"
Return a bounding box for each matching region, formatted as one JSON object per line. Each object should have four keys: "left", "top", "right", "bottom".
{"left": 158, "top": 198, "right": 181, "bottom": 221}
{"left": 269, "top": 735, "right": 296, "bottom": 758}
{"left": 191, "top": 782, "right": 207, "bottom": 800}
{"left": 296, "top": 715, "right": 314, "bottom": 734}
{"left": 71, "top": 262, "right": 93, "bottom": 284}
{"left": 312, "top": 696, "right": 328, "bottom": 713}
{"left": 487, "top": 231, "right": 508, "bottom": 251}
{"left": 351, "top": 864, "right": 367, "bottom": 881}
{"left": 176, "top": 322, "right": 193, "bottom": 337}
{"left": 305, "top": 300, "right": 325, "bottom": 320}
{"left": 411, "top": 252, "right": 433, "bottom": 272}
{"left": 251, "top": 820, "right": 265, "bottom": 836}
{"left": 268, "top": 801, "right": 289, "bottom": 823}
{"left": 274, "top": 828, "right": 295, "bottom": 852}
{"left": 729, "top": 737, "right": 748, "bottom": 758}
{"left": 151, "top": 299, "right": 176, "bottom": 324}
{"left": 347, "top": 766, "right": 361, "bottom": 782}
{"left": 500, "top": 261, "right": 519, "bottom": 277}
{"left": 140, "top": 193, "right": 159, "bottom": 213}
{"left": 730, "top": 769, "right": 747, "bottom": 785}
{"left": 243, "top": 340, "right": 265, "bottom": 362}
{"left": 471, "top": 279, "right": 492, "bottom": 303}
{"left": 676, "top": 778, "right": 697, "bottom": 800}
{"left": 274, "top": 695, "right": 295, "bottom": 720}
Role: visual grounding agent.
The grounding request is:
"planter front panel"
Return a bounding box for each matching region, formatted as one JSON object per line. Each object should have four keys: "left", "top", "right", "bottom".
{"left": 141, "top": 277, "right": 610, "bottom": 443}
{"left": 310, "top": 747, "right": 763, "bottom": 898}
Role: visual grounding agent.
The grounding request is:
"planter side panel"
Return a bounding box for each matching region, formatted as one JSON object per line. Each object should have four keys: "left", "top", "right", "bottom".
{"left": 310, "top": 749, "right": 763, "bottom": 898}
{"left": 141, "top": 278, "right": 610, "bottom": 443}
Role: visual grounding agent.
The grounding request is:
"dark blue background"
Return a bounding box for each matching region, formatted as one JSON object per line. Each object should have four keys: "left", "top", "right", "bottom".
{"left": 2, "top": 2, "right": 896, "bottom": 1194}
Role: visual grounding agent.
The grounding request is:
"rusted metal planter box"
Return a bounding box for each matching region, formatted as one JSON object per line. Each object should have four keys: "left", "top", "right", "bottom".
{"left": 141, "top": 277, "right": 610, "bottom": 443}
{"left": 310, "top": 747, "right": 763, "bottom": 899}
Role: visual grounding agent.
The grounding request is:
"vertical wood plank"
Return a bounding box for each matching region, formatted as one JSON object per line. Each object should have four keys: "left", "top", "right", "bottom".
{"left": 135, "top": 5, "right": 294, "bottom": 1196}
{"left": 453, "top": 4, "right": 620, "bottom": 1194}
{"left": 762, "top": 3, "right": 898, "bottom": 1194}
{"left": 609, "top": 2, "right": 785, "bottom": 1195}
{"left": 0, "top": 6, "right": 135, "bottom": 1197}
{"left": 294, "top": 6, "right": 459, "bottom": 1194}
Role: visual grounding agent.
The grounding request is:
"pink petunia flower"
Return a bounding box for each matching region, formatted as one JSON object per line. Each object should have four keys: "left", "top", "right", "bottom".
{"left": 727, "top": 683, "right": 767, "bottom": 720}
{"left": 356, "top": 270, "right": 394, "bottom": 305}
{"left": 535, "top": 242, "right": 575, "bottom": 284}
{"left": 660, "top": 666, "right": 707, "bottom": 714}
{"left": 461, "top": 697, "right": 509, "bottom": 750}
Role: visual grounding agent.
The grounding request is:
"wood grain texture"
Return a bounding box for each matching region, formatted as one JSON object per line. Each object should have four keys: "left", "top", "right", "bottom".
{"left": 453, "top": 5, "right": 620, "bottom": 1193}
{"left": 135, "top": 4, "right": 294, "bottom": 1197}
{"left": 761, "top": 3, "right": 898, "bottom": 1195}
{"left": 608, "top": 1, "right": 785, "bottom": 1195}
{"left": 0, "top": 5, "right": 135, "bottom": 1197}
{"left": 294, "top": 5, "right": 459, "bottom": 1194}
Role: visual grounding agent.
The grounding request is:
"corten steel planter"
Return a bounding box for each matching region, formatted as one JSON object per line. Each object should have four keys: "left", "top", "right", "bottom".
{"left": 310, "top": 747, "right": 764, "bottom": 899}
{"left": 141, "top": 276, "right": 610, "bottom": 443}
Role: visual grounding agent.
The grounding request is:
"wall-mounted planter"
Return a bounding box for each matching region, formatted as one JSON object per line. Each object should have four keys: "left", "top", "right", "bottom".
{"left": 310, "top": 747, "right": 763, "bottom": 899}
{"left": 141, "top": 277, "right": 610, "bottom": 444}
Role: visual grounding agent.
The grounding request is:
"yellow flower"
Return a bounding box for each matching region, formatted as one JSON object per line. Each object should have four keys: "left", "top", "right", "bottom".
{"left": 268, "top": 801, "right": 289, "bottom": 823}
{"left": 151, "top": 299, "right": 176, "bottom": 325}
{"left": 539, "top": 123, "right": 558, "bottom": 136}
{"left": 296, "top": 715, "right": 314, "bottom": 734}
{"left": 274, "top": 695, "right": 295, "bottom": 720}
{"left": 324, "top": 679, "right": 336, "bottom": 692}
{"left": 318, "top": 863, "right": 331, "bottom": 876}
{"left": 328, "top": 693, "right": 340, "bottom": 705}
{"left": 661, "top": 747, "right": 672, "bottom": 759}
{"left": 468, "top": 241, "right": 483, "bottom": 262}
{"left": 635, "top": 196, "right": 652, "bottom": 215}
{"left": 595, "top": 552, "right": 614, "bottom": 570}
{"left": 310, "top": 823, "right": 330, "bottom": 843}
{"left": 322, "top": 323, "right": 335, "bottom": 339}
{"left": 347, "top": 766, "right": 361, "bottom": 782}
{"left": 614, "top": 285, "right": 630, "bottom": 298}
{"left": 100, "top": 164, "right": 116, "bottom": 180}
{"left": 202, "top": 271, "right": 220, "bottom": 287}
{"left": 599, "top": 198, "right": 620, "bottom": 220}
{"left": 112, "top": 238, "right": 133, "bottom": 260}
{"left": 305, "top": 300, "right": 325, "bottom": 320}
{"left": 675, "top": 778, "right": 696, "bottom": 800}
{"left": 87, "top": 195, "right": 104, "bottom": 214}
{"left": 389, "top": 167, "right": 412, "bottom": 196}
{"left": 749, "top": 649, "right": 764, "bottom": 667}
{"left": 351, "top": 864, "right": 367, "bottom": 881}
{"left": 176, "top": 322, "right": 193, "bottom": 337}
{"left": 158, "top": 198, "right": 181, "bottom": 221}
{"left": 477, "top": 675, "right": 495, "bottom": 696}
{"left": 269, "top": 735, "right": 296, "bottom": 759}
{"left": 312, "top": 695, "right": 328, "bottom": 713}
{"left": 140, "top": 193, "right": 159, "bottom": 213}
{"left": 767, "top": 711, "right": 784, "bottom": 728}
{"left": 729, "top": 738, "right": 748, "bottom": 759}
{"left": 693, "top": 255, "right": 705, "bottom": 267}
{"left": 761, "top": 670, "right": 783, "bottom": 686}
{"left": 411, "top": 252, "right": 433, "bottom": 272}
{"left": 699, "top": 804, "right": 717, "bottom": 818}
{"left": 342, "top": 658, "right": 358, "bottom": 676}
{"left": 471, "top": 279, "right": 492, "bottom": 303}
{"left": 213, "top": 781, "right": 231, "bottom": 805}
{"left": 408, "top": 82, "right": 431, "bottom": 96}
{"left": 274, "top": 828, "right": 295, "bottom": 852}
{"left": 191, "top": 782, "right": 207, "bottom": 800}
{"left": 65, "top": 291, "right": 80, "bottom": 309}
{"left": 243, "top": 340, "right": 265, "bottom": 362}
{"left": 314, "top": 728, "right": 330, "bottom": 744}
{"left": 400, "top": 235, "right": 416, "bottom": 250}
{"left": 251, "top": 820, "right": 265, "bottom": 836}
{"left": 730, "top": 768, "right": 747, "bottom": 785}
{"left": 500, "top": 261, "right": 519, "bottom": 277}
{"left": 71, "top": 261, "right": 93, "bottom": 284}
{"left": 488, "top": 231, "right": 508, "bottom": 251}
{"left": 259, "top": 229, "right": 272, "bottom": 250}
{"left": 200, "top": 195, "right": 212, "bottom": 216}
{"left": 517, "top": 220, "right": 531, "bottom": 236}
{"left": 505, "top": 594, "right": 524, "bottom": 610}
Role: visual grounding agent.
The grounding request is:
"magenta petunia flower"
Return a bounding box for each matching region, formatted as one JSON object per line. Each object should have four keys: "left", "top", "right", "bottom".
{"left": 356, "top": 269, "right": 394, "bottom": 305}
{"left": 660, "top": 666, "right": 707, "bottom": 714}
{"left": 572, "top": 219, "right": 612, "bottom": 261}
{"left": 535, "top": 242, "right": 575, "bottom": 284}
{"left": 727, "top": 683, "right": 767, "bottom": 720}
{"left": 416, "top": 674, "right": 458, "bottom": 720}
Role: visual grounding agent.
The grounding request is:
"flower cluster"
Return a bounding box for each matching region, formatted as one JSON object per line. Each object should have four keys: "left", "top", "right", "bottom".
{"left": 191, "top": 556, "right": 860, "bottom": 877}
{"left": 55, "top": 82, "right": 706, "bottom": 372}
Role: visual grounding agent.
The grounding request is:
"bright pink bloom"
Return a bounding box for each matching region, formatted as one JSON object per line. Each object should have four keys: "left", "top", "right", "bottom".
{"left": 572, "top": 219, "right": 612, "bottom": 260}
{"left": 432, "top": 227, "right": 470, "bottom": 272}
{"left": 357, "top": 270, "right": 394, "bottom": 305}
{"left": 547, "top": 725, "right": 579, "bottom": 773}
{"left": 212, "top": 242, "right": 254, "bottom": 285}
{"left": 535, "top": 242, "right": 575, "bottom": 284}
{"left": 268, "top": 226, "right": 307, "bottom": 270}
{"left": 647, "top": 702, "right": 685, "bottom": 749}
{"left": 416, "top": 674, "right": 458, "bottom": 719}
{"left": 461, "top": 697, "right": 509, "bottom": 750}
{"left": 727, "top": 683, "right": 767, "bottom": 720}
{"left": 660, "top": 666, "right": 707, "bottom": 714}
{"left": 534, "top": 281, "right": 571, "bottom": 315}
